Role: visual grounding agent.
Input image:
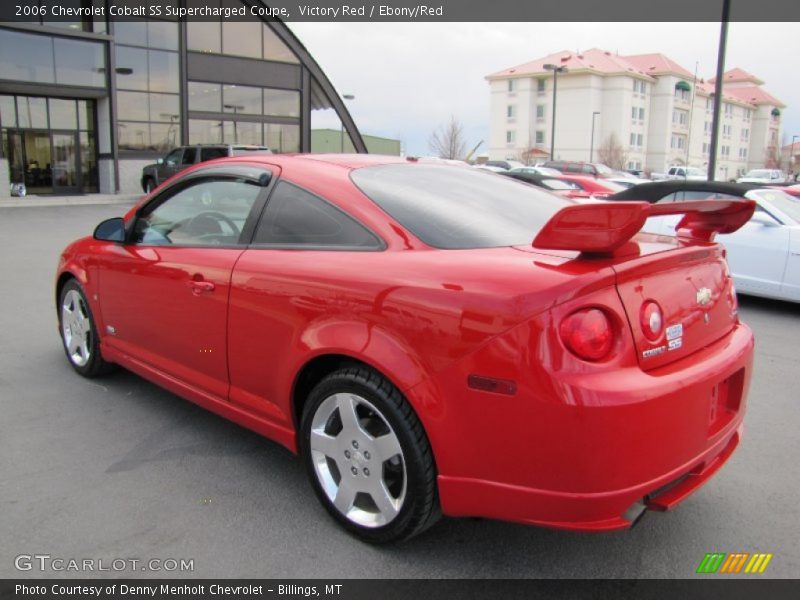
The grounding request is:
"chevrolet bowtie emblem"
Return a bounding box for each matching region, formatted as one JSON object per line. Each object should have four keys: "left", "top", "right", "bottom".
{"left": 696, "top": 288, "right": 712, "bottom": 306}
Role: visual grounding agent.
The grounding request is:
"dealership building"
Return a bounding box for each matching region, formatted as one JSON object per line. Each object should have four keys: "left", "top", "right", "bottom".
{"left": 0, "top": 1, "right": 366, "bottom": 196}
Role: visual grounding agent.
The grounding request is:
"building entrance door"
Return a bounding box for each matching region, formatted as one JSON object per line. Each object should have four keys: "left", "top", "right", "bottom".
{"left": 51, "top": 132, "right": 80, "bottom": 194}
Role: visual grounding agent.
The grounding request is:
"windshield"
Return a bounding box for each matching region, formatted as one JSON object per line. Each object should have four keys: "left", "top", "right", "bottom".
{"left": 594, "top": 163, "right": 614, "bottom": 175}
{"left": 351, "top": 164, "right": 570, "bottom": 249}
{"left": 748, "top": 189, "right": 800, "bottom": 224}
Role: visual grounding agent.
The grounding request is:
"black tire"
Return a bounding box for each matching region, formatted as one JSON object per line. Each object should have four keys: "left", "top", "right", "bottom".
{"left": 300, "top": 365, "right": 440, "bottom": 543}
{"left": 58, "top": 279, "right": 115, "bottom": 378}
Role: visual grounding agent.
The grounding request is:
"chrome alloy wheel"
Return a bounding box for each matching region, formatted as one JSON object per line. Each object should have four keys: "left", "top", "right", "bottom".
{"left": 309, "top": 393, "right": 406, "bottom": 528}
{"left": 61, "top": 289, "right": 92, "bottom": 367}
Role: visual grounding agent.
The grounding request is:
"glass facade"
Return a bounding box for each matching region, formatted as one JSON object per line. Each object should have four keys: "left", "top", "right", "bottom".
{"left": 0, "top": 29, "right": 105, "bottom": 87}
{"left": 116, "top": 19, "right": 181, "bottom": 152}
{"left": 0, "top": 3, "right": 363, "bottom": 194}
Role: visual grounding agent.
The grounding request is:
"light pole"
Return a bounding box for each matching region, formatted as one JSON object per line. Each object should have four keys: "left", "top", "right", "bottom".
{"left": 589, "top": 111, "right": 601, "bottom": 162}
{"left": 543, "top": 64, "right": 568, "bottom": 161}
{"left": 340, "top": 94, "right": 355, "bottom": 152}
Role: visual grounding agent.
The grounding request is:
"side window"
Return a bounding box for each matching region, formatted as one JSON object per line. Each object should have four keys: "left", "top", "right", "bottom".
{"left": 163, "top": 148, "right": 183, "bottom": 165}
{"left": 253, "top": 181, "right": 381, "bottom": 249}
{"left": 581, "top": 164, "right": 594, "bottom": 174}
{"left": 181, "top": 148, "right": 198, "bottom": 165}
{"left": 201, "top": 147, "right": 229, "bottom": 161}
{"left": 134, "top": 179, "right": 263, "bottom": 246}
{"left": 656, "top": 192, "right": 679, "bottom": 203}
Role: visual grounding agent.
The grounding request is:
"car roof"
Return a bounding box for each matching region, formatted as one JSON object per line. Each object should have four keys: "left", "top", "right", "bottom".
{"left": 609, "top": 180, "right": 760, "bottom": 202}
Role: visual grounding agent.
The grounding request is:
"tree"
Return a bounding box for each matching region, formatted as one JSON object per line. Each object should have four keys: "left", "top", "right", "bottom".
{"left": 428, "top": 116, "right": 468, "bottom": 160}
{"left": 596, "top": 133, "right": 628, "bottom": 170}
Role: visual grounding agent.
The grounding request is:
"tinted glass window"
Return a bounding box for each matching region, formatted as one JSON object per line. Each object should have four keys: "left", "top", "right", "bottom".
{"left": 351, "top": 164, "right": 569, "bottom": 249}
{"left": 135, "top": 179, "right": 262, "bottom": 246}
{"left": 223, "top": 85, "right": 262, "bottom": 115}
{"left": 201, "top": 147, "right": 228, "bottom": 161}
{"left": 164, "top": 149, "right": 183, "bottom": 164}
{"left": 254, "top": 182, "right": 380, "bottom": 248}
{"left": 55, "top": 38, "right": 105, "bottom": 87}
{"left": 188, "top": 82, "right": 222, "bottom": 112}
{"left": 0, "top": 30, "right": 54, "bottom": 84}
{"left": 181, "top": 149, "right": 197, "bottom": 165}
{"left": 48, "top": 99, "right": 77, "bottom": 129}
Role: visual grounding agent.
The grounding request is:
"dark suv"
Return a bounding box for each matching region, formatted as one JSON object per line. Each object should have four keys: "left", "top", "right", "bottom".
{"left": 140, "top": 144, "right": 271, "bottom": 193}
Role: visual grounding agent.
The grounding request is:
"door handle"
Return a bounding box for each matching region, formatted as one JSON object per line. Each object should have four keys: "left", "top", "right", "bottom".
{"left": 189, "top": 280, "right": 215, "bottom": 295}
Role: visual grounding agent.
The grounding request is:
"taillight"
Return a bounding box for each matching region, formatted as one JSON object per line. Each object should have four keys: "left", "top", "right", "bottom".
{"left": 640, "top": 301, "right": 664, "bottom": 341}
{"left": 560, "top": 308, "right": 614, "bottom": 361}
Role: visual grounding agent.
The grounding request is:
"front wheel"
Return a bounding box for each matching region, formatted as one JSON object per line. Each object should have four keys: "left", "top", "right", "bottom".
{"left": 300, "top": 366, "right": 440, "bottom": 543}
{"left": 59, "top": 279, "right": 114, "bottom": 377}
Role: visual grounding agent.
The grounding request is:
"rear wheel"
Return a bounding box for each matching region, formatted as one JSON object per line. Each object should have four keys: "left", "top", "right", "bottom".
{"left": 59, "top": 279, "right": 114, "bottom": 377}
{"left": 300, "top": 366, "right": 439, "bottom": 543}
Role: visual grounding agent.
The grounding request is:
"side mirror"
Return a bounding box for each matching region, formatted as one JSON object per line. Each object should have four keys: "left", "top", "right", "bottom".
{"left": 156, "top": 158, "right": 164, "bottom": 165}
{"left": 750, "top": 212, "right": 779, "bottom": 227}
{"left": 94, "top": 217, "right": 126, "bottom": 242}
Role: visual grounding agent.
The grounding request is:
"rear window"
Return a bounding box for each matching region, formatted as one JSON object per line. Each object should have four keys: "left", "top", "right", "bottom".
{"left": 350, "top": 164, "right": 569, "bottom": 249}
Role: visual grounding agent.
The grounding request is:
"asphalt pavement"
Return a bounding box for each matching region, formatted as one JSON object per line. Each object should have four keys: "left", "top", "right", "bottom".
{"left": 1, "top": 203, "right": 798, "bottom": 579}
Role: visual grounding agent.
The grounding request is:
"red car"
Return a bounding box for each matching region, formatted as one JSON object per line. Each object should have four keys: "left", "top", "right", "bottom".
{"left": 552, "top": 174, "right": 627, "bottom": 198}
{"left": 774, "top": 183, "right": 800, "bottom": 197}
{"left": 56, "top": 155, "right": 755, "bottom": 543}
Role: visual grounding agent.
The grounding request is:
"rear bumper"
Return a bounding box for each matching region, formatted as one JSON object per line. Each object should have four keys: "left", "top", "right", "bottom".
{"left": 438, "top": 424, "right": 741, "bottom": 531}
{"left": 430, "top": 321, "right": 754, "bottom": 531}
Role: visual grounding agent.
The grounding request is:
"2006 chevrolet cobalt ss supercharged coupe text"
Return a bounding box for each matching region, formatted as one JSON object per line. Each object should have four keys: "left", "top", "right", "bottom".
{"left": 56, "top": 155, "right": 755, "bottom": 543}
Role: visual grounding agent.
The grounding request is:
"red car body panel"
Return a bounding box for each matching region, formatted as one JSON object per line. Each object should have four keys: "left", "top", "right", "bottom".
{"left": 56, "top": 154, "right": 755, "bottom": 531}
{"left": 554, "top": 174, "right": 625, "bottom": 197}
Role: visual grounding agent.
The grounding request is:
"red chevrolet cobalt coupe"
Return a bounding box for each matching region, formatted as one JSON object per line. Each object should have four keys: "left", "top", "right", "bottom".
{"left": 56, "top": 155, "right": 755, "bottom": 543}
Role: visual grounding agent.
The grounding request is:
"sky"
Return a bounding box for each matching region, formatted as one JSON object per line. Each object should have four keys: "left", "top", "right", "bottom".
{"left": 288, "top": 22, "right": 799, "bottom": 157}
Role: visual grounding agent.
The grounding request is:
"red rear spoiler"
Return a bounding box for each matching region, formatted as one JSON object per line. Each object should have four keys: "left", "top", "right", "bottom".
{"left": 532, "top": 200, "right": 756, "bottom": 254}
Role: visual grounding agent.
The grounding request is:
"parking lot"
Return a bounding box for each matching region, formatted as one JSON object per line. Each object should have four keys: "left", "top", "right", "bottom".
{"left": 1, "top": 202, "right": 798, "bottom": 579}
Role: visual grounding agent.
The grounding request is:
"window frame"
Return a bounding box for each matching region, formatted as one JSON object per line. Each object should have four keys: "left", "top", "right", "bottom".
{"left": 248, "top": 179, "right": 386, "bottom": 252}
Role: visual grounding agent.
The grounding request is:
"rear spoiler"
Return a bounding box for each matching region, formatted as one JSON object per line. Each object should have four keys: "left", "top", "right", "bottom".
{"left": 532, "top": 199, "right": 756, "bottom": 254}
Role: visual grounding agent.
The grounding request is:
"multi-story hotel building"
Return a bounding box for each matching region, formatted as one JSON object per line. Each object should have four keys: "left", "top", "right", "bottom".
{"left": 487, "top": 49, "right": 785, "bottom": 179}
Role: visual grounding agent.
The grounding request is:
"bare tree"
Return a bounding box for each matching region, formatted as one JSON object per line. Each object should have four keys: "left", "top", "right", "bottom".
{"left": 428, "top": 116, "right": 468, "bottom": 160}
{"left": 764, "top": 145, "right": 781, "bottom": 169}
{"left": 596, "top": 133, "right": 628, "bottom": 170}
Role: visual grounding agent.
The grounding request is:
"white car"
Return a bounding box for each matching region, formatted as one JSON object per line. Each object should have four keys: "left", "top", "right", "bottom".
{"left": 509, "top": 166, "right": 563, "bottom": 177}
{"left": 607, "top": 177, "right": 651, "bottom": 189}
{"left": 737, "top": 169, "right": 787, "bottom": 184}
{"left": 611, "top": 182, "right": 800, "bottom": 303}
{"left": 664, "top": 166, "right": 708, "bottom": 181}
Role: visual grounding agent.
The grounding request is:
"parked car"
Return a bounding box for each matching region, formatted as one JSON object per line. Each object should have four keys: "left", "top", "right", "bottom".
{"left": 509, "top": 166, "right": 563, "bottom": 177}
{"left": 662, "top": 166, "right": 708, "bottom": 181}
{"left": 499, "top": 170, "right": 589, "bottom": 198}
{"left": 483, "top": 159, "right": 525, "bottom": 170}
{"left": 777, "top": 183, "right": 800, "bottom": 198}
{"left": 610, "top": 180, "right": 800, "bottom": 303}
{"left": 58, "top": 155, "right": 754, "bottom": 542}
{"left": 140, "top": 144, "right": 272, "bottom": 193}
{"left": 473, "top": 165, "right": 507, "bottom": 173}
{"left": 551, "top": 174, "right": 627, "bottom": 198}
{"left": 626, "top": 169, "right": 645, "bottom": 178}
{"left": 542, "top": 160, "right": 615, "bottom": 178}
{"left": 607, "top": 176, "right": 650, "bottom": 189}
{"left": 737, "top": 169, "right": 787, "bottom": 184}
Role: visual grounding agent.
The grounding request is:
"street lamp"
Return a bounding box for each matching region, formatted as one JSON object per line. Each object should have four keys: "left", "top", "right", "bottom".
{"left": 340, "top": 94, "right": 355, "bottom": 152}
{"left": 543, "top": 64, "right": 568, "bottom": 161}
{"left": 589, "top": 111, "right": 601, "bottom": 162}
